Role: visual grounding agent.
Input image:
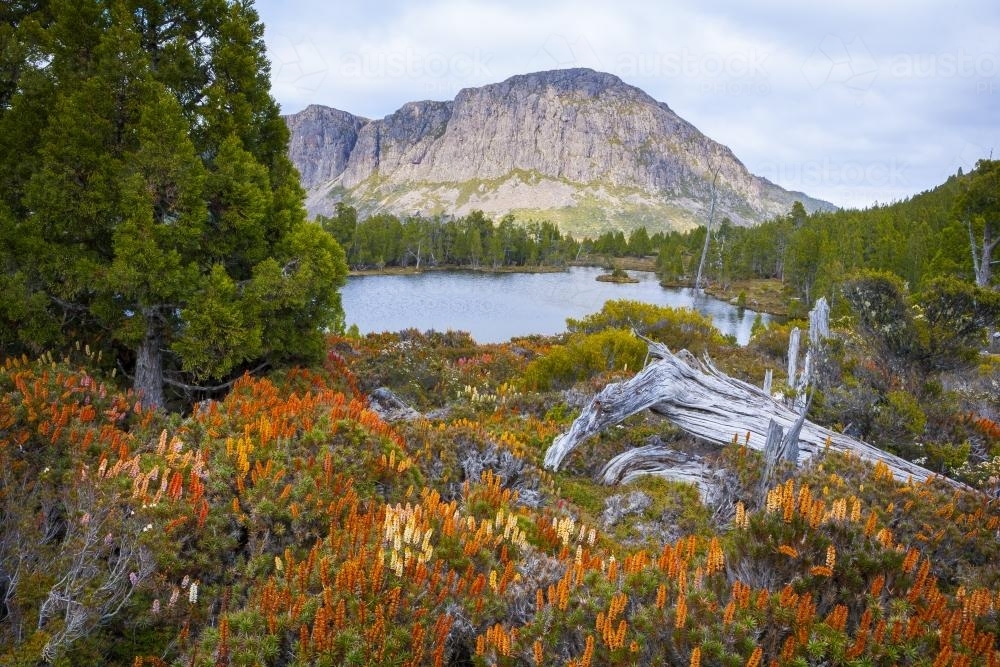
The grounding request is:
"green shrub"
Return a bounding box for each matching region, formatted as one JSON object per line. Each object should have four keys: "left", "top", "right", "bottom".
{"left": 875, "top": 389, "right": 927, "bottom": 442}
{"left": 566, "top": 299, "right": 727, "bottom": 354}
{"left": 919, "top": 276, "right": 1000, "bottom": 368}
{"left": 841, "top": 270, "right": 921, "bottom": 362}
{"left": 522, "top": 328, "right": 646, "bottom": 390}
{"left": 748, "top": 320, "right": 801, "bottom": 363}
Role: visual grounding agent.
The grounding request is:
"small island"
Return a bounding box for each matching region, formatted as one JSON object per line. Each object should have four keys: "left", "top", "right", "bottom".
{"left": 597, "top": 266, "right": 640, "bottom": 283}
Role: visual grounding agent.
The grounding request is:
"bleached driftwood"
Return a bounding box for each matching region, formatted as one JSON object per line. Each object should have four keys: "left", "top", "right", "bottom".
{"left": 788, "top": 297, "right": 830, "bottom": 409}
{"left": 598, "top": 445, "right": 719, "bottom": 499}
{"left": 809, "top": 298, "right": 830, "bottom": 342}
{"left": 544, "top": 340, "right": 967, "bottom": 491}
{"left": 368, "top": 387, "right": 421, "bottom": 422}
{"left": 755, "top": 415, "right": 804, "bottom": 503}
{"left": 787, "top": 327, "right": 801, "bottom": 388}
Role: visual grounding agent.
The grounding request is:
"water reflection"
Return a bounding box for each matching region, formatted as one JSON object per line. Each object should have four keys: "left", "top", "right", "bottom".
{"left": 341, "top": 267, "right": 768, "bottom": 345}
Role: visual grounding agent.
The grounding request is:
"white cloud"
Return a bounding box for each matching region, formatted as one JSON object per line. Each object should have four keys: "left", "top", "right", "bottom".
{"left": 256, "top": 0, "right": 1000, "bottom": 209}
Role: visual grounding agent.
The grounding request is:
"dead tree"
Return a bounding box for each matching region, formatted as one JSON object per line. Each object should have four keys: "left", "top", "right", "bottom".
{"left": 694, "top": 165, "right": 722, "bottom": 290}
{"left": 544, "top": 340, "right": 968, "bottom": 492}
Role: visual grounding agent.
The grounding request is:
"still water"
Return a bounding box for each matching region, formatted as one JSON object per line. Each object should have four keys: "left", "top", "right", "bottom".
{"left": 341, "top": 266, "right": 767, "bottom": 345}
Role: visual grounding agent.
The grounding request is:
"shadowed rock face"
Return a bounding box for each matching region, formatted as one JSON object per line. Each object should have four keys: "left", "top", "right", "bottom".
{"left": 284, "top": 105, "right": 370, "bottom": 192}
{"left": 284, "top": 68, "right": 835, "bottom": 232}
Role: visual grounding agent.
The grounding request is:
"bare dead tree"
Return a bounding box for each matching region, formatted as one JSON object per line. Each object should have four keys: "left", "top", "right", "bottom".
{"left": 694, "top": 163, "right": 722, "bottom": 290}
{"left": 545, "top": 338, "right": 969, "bottom": 493}
{"left": 2, "top": 461, "right": 154, "bottom": 663}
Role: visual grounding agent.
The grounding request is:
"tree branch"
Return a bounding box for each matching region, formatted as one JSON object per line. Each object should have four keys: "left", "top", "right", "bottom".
{"left": 161, "top": 363, "right": 270, "bottom": 393}
{"left": 117, "top": 360, "right": 270, "bottom": 393}
{"left": 545, "top": 340, "right": 972, "bottom": 492}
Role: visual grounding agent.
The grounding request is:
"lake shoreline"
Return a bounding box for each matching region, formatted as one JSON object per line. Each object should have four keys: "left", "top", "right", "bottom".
{"left": 342, "top": 266, "right": 770, "bottom": 345}
{"left": 348, "top": 264, "right": 567, "bottom": 277}
{"left": 348, "top": 254, "right": 661, "bottom": 278}
{"left": 570, "top": 255, "right": 659, "bottom": 272}
{"left": 658, "top": 278, "right": 792, "bottom": 318}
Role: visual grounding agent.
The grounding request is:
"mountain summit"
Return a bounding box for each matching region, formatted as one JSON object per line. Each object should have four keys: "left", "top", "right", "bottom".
{"left": 285, "top": 68, "right": 834, "bottom": 233}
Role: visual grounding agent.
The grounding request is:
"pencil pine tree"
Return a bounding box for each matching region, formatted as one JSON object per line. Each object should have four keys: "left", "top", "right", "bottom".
{"left": 0, "top": 0, "right": 346, "bottom": 408}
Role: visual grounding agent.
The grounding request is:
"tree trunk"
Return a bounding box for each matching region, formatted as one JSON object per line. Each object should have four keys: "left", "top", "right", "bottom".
{"left": 134, "top": 312, "right": 165, "bottom": 410}
{"left": 786, "top": 327, "right": 800, "bottom": 386}
{"left": 980, "top": 225, "right": 997, "bottom": 287}
{"left": 969, "top": 220, "right": 998, "bottom": 287}
{"left": 694, "top": 168, "right": 721, "bottom": 290}
{"left": 598, "top": 445, "right": 720, "bottom": 498}
{"left": 545, "top": 340, "right": 970, "bottom": 492}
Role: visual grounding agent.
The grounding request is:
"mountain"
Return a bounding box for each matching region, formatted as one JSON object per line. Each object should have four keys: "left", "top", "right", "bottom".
{"left": 285, "top": 68, "right": 835, "bottom": 234}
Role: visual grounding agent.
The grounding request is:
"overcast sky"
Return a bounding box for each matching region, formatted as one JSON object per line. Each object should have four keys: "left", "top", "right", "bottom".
{"left": 255, "top": 0, "right": 999, "bottom": 209}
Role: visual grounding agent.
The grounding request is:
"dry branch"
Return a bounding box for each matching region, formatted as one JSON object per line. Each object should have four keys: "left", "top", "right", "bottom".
{"left": 597, "top": 445, "right": 732, "bottom": 503}
{"left": 544, "top": 340, "right": 967, "bottom": 491}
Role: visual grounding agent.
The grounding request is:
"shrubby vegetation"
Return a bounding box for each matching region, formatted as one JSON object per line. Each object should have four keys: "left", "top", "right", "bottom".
{"left": 803, "top": 273, "right": 999, "bottom": 475}
{"left": 566, "top": 300, "right": 730, "bottom": 353}
{"left": 2, "top": 2, "right": 999, "bottom": 666}
{"left": 3, "top": 310, "right": 1000, "bottom": 665}
{"left": 523, "top": 328, "right": 647, "bottom": 391}
{"left": 521, "top": 302, "right": 732, "bottom": 391}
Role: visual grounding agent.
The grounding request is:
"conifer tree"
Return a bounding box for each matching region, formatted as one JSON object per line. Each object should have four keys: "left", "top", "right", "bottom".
{"left": 0, "top": 0, "right": 346, "bottom": 408}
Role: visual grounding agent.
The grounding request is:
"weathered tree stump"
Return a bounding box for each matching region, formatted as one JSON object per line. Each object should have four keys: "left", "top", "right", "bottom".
{"left": 544, "top": 339, "right": 968, "bottom": 491}
{"left": 598, "top": 445, "right": 717, "bottom": 496}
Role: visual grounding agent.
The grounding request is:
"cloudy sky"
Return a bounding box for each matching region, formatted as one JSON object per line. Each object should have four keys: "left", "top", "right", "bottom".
{"left": 255, "top": 0, "right": 999, "bottom": 209}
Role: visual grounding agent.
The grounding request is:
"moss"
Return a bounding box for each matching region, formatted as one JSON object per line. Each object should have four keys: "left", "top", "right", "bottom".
{"left": 619, "top": 476, "right": 713, "bottom": 540}
{"left": 558, "top": 476, "right": 611, "bottom": 518}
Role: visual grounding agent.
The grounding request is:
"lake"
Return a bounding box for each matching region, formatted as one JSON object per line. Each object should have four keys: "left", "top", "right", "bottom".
{"left": 341, "top": 266, "right": 767, "bottom": 345}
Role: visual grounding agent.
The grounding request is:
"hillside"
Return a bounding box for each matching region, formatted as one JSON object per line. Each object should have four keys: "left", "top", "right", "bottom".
{"left": 653, "top": 165, "right": 997, "bottom": 311}
{"left": 285, "top": 69, "right": 835, "bottom": 236}
{"left": 4, "top": 299, "right": 999, "bottom": 665}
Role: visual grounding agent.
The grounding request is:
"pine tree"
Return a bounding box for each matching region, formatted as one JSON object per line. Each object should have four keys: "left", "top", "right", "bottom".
{"left": 0, "top": 0, "right": 347, "bottom": 408}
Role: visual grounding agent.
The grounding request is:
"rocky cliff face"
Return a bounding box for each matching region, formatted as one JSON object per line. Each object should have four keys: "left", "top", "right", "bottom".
{"left": 285, "top": 105, "right": 369, "bottom": 191}
{"left": 286, "top": 69, "right": 834, "bottom": 233}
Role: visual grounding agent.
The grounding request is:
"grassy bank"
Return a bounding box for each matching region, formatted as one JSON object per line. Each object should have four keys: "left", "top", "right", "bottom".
{"left": 658, "top": 277, "right": 793, "bottom": 317}
{"left": 349, "top": 263, "right": 568, "bottom": 276}
{"left": 704, "top": 279, "right": 793, "bottom": 317}
{"left": 570, "top": 254, "right": 659, "bottom": 272}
